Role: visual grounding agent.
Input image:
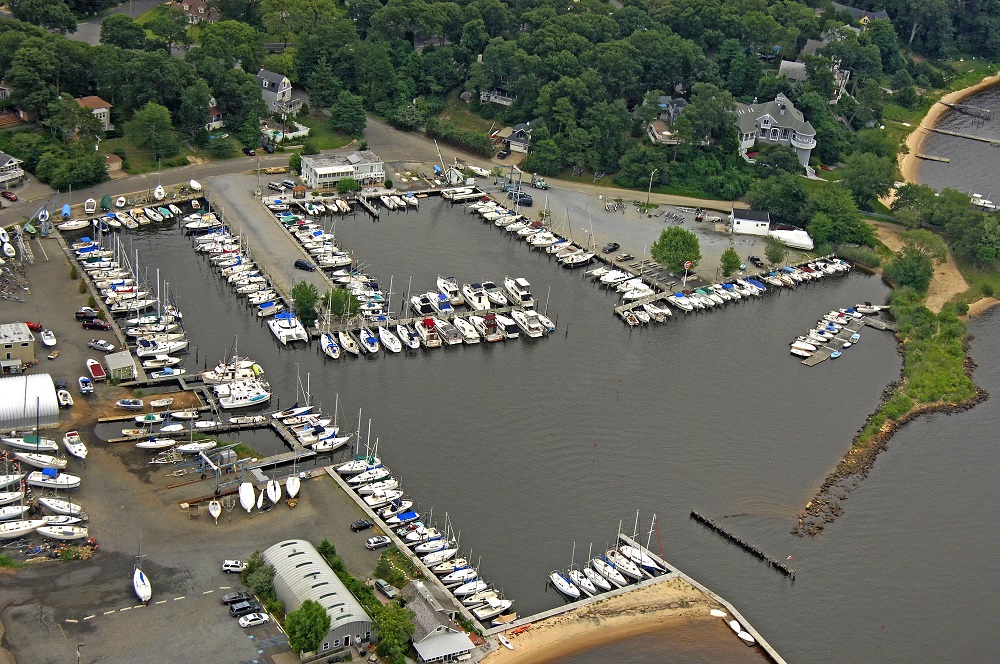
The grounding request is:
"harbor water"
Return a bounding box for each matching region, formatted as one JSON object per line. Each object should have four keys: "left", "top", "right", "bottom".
{"left": 107, "top": 193, "right": 1000, "bottom": 663}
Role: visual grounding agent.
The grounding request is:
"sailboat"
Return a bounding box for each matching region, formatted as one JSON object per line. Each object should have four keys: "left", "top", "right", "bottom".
{"left": 567, "top": 542, "right": 597, "bottom": 596}
{"left": 208, "top": 499, "right": 222, "bottom": 524}
{"left": 238, "top": 481, "right": 255, "bottom": 513}
{"left": 133, "top": 534, "right": 152, "bottom": 604}
{"left": 153, "top": 185, "right": 166, "bottom": 201}
{"left": 266, "top": 477, "right": 282, "bottom": 504}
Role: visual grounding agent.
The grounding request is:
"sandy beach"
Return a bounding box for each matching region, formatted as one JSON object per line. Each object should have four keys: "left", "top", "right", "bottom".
{"left": 899, "top": 72, "right": 1000, "bottom": 184}
{"left": 480, "top": 578, "right": 726, "bottom": 664}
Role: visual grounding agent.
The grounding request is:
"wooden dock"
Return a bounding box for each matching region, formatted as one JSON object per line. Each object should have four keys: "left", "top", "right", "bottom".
{"left": 925, "top": 126, "right": 1000, "bottom": 146}
{"left": 938, "top": 100, "right": 993, "bottom": 121}
{"left": 916, "top": 153, "right": 951, "bottom": 163}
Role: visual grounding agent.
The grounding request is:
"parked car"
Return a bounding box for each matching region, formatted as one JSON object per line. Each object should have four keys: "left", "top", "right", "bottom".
{"left": 220, "top": 592, "right": 253, "bottom": 605}
{"left": 222, "top": 559, "right": 248, "bottom": 573}
{"left": 510, "top": 192, "right": 533, "bottom": 207}
{"left": 365, "top": 535, "right": 391, "bottom": 550}
{"left": 82, "top": 319, "right": 111, "bottom": 331}
{"left": 294, "top": 258, "right": 315, "bottom": 272}
{"left": 281, "top": 179, "right": 296, "bottom": 189}
{"left": 267, "top": 182, "right": 284, "bottom": 192}
{"left": 601, "top": 242, "right": 620, "bottom": 254}
{"left": 262, "top": 143, "right": 275, "bottom": 154}
{"left": 1, "top": 191, "right": 17, "bottom": 202}
{"left": 74, "top": 307, "right": 100, "bottom": 321}
{"left": 242, "top": 147, "right": 256, "bottom": 156}
{"left": 374, "top": 579, "right": 397, "bottom": 599}
{"left": 616, "top": 253, "right": 635, "bottom": 262}
{"left": 238, "top": 612, "right": 271, "bottom": 628}
{"left": 496, "top": 149, "right": 511, "bottom": 159}
{"left": 351, "top": 518, "right": 374, "bottom": 532}
{"left": 229, "top": 601, "right": 260, "bottom": 617}
{"left": 87, "top": 339, "right": 115, "bottom": 353}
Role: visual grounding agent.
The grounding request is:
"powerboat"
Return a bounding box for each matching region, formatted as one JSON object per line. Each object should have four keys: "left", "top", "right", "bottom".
{"left": 436, "top": 275, "right": 465, "bottom": 306}
{"left": 409, "top": 293, "right": 435, "bottom": 316}
{"left": 473, "top": 597, "right": 513, "bottom": 621}
{"left": 461, "top": 283, "right": 491, "bottom": 311}
{"left": 432, "top": 318, "right": 463, "bottom": 345}
{"left": 493, "top": 314, "right": 520, "bottom": 339}
{"left": 429, "top": 292, "right": 454, "bottom": 315}
{"left": 481, "top": 280, "right": 508, "bottom": 306}
{"left": 268, "top": 312, "right": 308, "bottom": 344}
{"left": 217, "top": 378, "right": 271, "bottom": 409}
{"left": 511, "top": 309, "right": 545, "bottom": 338}
{"left": 415, "top": 319, "right": 442, "bottom": 347}
{"left": 469, "top": 314, "right": 504, "bottom": 342}
{"left": 503, "top": 276, "right": 535, "bottom": 308}
{"left": 452, "top": 317, "right": 481, "bottom": 343}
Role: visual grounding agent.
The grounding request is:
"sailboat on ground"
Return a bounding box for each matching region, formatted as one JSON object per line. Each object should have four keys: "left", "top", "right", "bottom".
{"left": 133, "top": 533, "right": 152, "bottom": 604}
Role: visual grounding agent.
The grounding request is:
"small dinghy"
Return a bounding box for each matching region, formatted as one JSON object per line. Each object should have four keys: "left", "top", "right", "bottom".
{"left": 710, "top": 609, "right": 727, "bottom": 618}
{"left": 149, "top": 397, "right": 174, "bottom": 408}
{"left": 153, "top": 185, "right": 166, "bottom": 201}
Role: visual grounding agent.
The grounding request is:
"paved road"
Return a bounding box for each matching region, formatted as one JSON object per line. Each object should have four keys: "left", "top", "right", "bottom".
{"left": 68, "top": 0, "right": 163, "bottom": 46}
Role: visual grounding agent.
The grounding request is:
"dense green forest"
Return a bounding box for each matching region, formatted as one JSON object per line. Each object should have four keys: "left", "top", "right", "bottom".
{"left": 1, "top": 0, "right": 1000, "bottom": 260}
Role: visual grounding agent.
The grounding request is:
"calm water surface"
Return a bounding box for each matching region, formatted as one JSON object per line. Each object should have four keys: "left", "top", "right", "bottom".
{"left": 105, "top": 195, "right": 1000, "bottom": 663}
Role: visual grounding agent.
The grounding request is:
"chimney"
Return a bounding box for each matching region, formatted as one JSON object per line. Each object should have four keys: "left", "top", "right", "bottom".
{"left": 779, "top": 104, "right": 786, "bottom": 116}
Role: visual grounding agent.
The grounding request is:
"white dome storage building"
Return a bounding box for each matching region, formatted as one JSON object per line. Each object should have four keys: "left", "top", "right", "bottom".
{"left": 0, "top": 373, "right": 59, "bottom": 430}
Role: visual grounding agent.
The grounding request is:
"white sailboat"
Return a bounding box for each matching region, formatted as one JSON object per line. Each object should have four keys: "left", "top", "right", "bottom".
{"left": 378, "top": 326, "right": 402, "bottom": 353}
{"left": 239, "top": 482, "right": 255, "bottom": 513}
{"left": 0, "top": 519, "right": 46, "bottom": 539}
{"left": 209, "top": 499, "right": 222, "bottom": 524}
{"left": 266, "top": 478, "right": 282, "bottom": 504}
{"left": 286, "top": 474, "right": 301, "bottom": 499}
{"left": 133, "top": 534, "right": 152, "bottom": 604}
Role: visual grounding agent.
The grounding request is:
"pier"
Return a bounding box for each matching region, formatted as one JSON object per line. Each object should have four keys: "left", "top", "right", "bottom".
{"left": 925, "top": 126, "right": 1000, "bottom": 146}
{"left": 690, "top": 510, "right": 796, "bottom": 578}
{"left": 938, "top": 100, "right": 993, "bottom": 121}
{"left": 915, "top": 153, "right": 951, "bottom": 163}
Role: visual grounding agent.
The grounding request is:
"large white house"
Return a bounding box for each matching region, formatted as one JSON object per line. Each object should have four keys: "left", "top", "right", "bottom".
{"left": 0, "top": 151, "right": 23, "bottom": 187}
{"left": 300, "top": 151, "right": 385, "bottom": 189}
{"left": 256, "top": 69, "right": 301, "bottom": 116}
{"left": 734, "top": 94, "right": 816, "bottom": 167}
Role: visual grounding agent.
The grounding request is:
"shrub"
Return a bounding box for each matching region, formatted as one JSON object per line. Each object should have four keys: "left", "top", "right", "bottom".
{"left": 837, "top": 246, "right": 881, "bottom": 268}
{"left": 69, "top": 265, "right": 78, "bottom": 280}
{"left": 383, "top": 178, "right": 393, "bottom": 189}
{"left": 982, "top": 284, "right": 994, "bottom": 297}
{"left": 78, "top": 279, "right": 87, "bottom": 294}
{"left": 956, "top": 301, "right": 970, "bottom": 315}
{"left": 87, "top": 295, "right": 97, "bottom": 309}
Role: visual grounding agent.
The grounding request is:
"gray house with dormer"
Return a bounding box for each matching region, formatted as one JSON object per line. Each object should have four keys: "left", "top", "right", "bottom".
{"left": 734, "top": 94, "right": 816, "bottom": 167}
{"left": 256, "top": 69, "right": 301, "bottom": 116}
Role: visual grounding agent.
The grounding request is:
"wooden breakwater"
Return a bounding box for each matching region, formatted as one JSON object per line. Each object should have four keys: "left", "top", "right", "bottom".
{"left": 690, "top": 510, "right": 796, "bottom": 579}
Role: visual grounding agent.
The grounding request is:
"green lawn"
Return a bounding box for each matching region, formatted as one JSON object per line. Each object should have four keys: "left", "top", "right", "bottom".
{"left": 101, "top": 136, "right": 197, "bottom": 175}
{"left": 955, "top": 258, "right": 1000, "bottom": 301}
{"left": 437, "top": 93, "right": 496, "bottom": 135}
{"left": 135, "top": 6, "right": 200, "bottom": 44}
{"left": 295, "top": 116, "right": 353, "bottom": 150}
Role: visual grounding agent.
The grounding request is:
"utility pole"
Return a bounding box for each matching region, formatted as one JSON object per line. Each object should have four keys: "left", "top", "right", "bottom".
{"left": 646, "top": 168, "right": 658, "bottom": 207}
{"left": 77, "top": 643, "right": 85, "bottom": 664}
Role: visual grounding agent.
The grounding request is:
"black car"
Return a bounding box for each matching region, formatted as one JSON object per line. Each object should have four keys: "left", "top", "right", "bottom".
{"left": 497, "top": 149, "right": 511, "bottom": 159}
{"left": 294, "top": 258, "right": 316, "bottom": 272}
{"left": 262, "top": 143, "right": 275, "bottom": 154}
{"left": 229, "top": 600, "right": 260, "bottom": 617}
{"left": 74, "top": 307, "right": 100, "bottom": 321}
{"left": 220, "top": 592, "right": 253, "bottom": 605}
{"left": 82, "top": 319, "right": 111, "bottom": 331}
{"left": 242, "top": 147, "right": 256, "bottom": 156}
{"left": 351, "top": 518, "right": 374, "bottom": 532}
{"left": 602, "top": 242, "right": 620, "bottom": 254}
{"left": 54, "top": 378, "right": 68, "bottom": 390}
{"left": 510, "top": 191, "right": 533, "bottom": 206}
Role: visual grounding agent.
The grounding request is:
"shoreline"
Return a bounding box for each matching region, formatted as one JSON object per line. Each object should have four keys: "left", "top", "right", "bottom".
{"left": 480, "top": 578, "right": 737, "bottom": 664}
{"left": 899, "top": 71, "right": 1000, "bottom": 184}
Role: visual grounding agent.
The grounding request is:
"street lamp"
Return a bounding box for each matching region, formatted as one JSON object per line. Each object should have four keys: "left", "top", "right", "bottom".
{"left": 646, "top": 168, "right": 658, "bottom": 207}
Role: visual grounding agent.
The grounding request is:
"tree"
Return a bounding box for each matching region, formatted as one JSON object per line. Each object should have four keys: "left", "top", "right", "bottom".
{"left": 10, "top": 0, "right": 77, "bottom": 33}
{"left": 285, "top": 599, "right": 331, "bottom": 654}
{"left": 307, "top": 58, "right": 341, "bottom": 110}
{"left": 125, "top": 102, "right": 179, "bottom": 159}
{"left": 292, "top": 281, "right": 319, "bottom": 328}
{"left": 336, "top": 178, "right": 361, "bottom": 195}
{"left": 348, "top": 0, "right": 383, "bottom": 37}
{"left": 100, "top": 14, "right": 148, "bottom": 50}
{"left": 754, "top": 144, "right": 802, "bottom": 176}
{"left": 325, "top": 287, "right": 360, "bottom": 317}
{"left": 901, "top": 229, "right": 947, "bottom": 264}
{"left": 373, "top": 603, "right": 416, "bottom": 662}
{"left": 148, "top": 7, "right": 191, "bottom": 55}
{"left": 329, "top": 91, "right": 367, "bottom": 136}
{"left": 720, "top": 247, "right": 742, "bottom": 278}
{"left": 289, "top": 152, "right": 302, "bottom": 173}
{"left": 178, "top": 80, "right": 212, "bottom": 141}
{"left": 842, "top": 152, "right": 896, "bottom": 209}
{"left": 746, "top": 175, "right": 811, "bottom": 228}
{"left": 764, "top": 237, "right": 788, "bottom": 266}
{"left": 44, "top": 94, "right": 102, "bottom": 146}
{"left": 884, "top": 246, "right": 934, "bottom": 292}
{"left": 650, "top": 227, "right": 701, "bottom": 272}
{"left": 194, "top": 20, "right": 266, "bottom": 72}
{"left": 807, "top": 185, "right": 876, "bottom": 246}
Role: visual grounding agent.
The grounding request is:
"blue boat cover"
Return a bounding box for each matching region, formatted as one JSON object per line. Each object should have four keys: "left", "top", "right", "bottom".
{"left": 62, "top": 203, "right": 71, "bottom": 219}
{"left": 42, "top": 468, "right": 58, "bottom": 477}
{"left": 674, "top": 292, "right": 686, "bottom": 297}
{"left": 722, "top": 283, "right": 734, "bottom": 290}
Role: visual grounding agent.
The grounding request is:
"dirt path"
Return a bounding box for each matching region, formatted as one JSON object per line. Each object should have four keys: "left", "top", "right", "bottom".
{"left": 871, "top": 220, "right": 968, "bottom": 312}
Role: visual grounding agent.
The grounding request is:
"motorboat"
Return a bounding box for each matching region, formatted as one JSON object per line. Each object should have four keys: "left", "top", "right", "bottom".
{"left": 218, "top": 378, "right": 271, "bottom": 409}
{"left": 200, "top": 359, "right": 261, "bottom": 384}
{"left": 378, "top": 326, "right": 402, "bottom": 353}
{"left": 27, "top": 470, "right": 81, "bottom": 490}
{"left": 493, "top": 313, "right": 520, "bottom": 339}
{"left": 473, "top": 598, "right": 513, "bottom": 621}
{"left": 135, "top": 339, "right": 188, "bottom": 357}
{"left": 481, "top": 280, "right": 508, "bottom": 306}
{"left": 57, "top": 389, "right": 75, "bottom": 408}
{"left": 469, "top": 314, "right": 504, "bottom": 342}
{"left": 452, "top": 317, "right": 481, "bottom": 343}
{"left": 432, "top": 318, "right": 463, "bottom": 346}
{"left": 38, "top": 497, "right": 84, "bottom": 516}
{"left": 511, "top": 309, "right": 545, "bottom": 338}
{"left": 429, "top": 292, "right": 455, "bottom": 315}
{"left": 86, "top": 358, "right": 107, "bottom": 381}
{"left": 503, "top": 276, "right": 535, "bottom": 308}
{"left": 78, "top": 376, "right": 94, "bottom": 394}
{"left": 437, "top": 276, "right": 465, "bottom": 307}
{"left": 14, "top": 452, "right": 68, "bottom": 470}
{"left": 149, "top": 367, "right": 185, "bottom": 379}
{"left": 142, "top": 355, "right": 181, "bottom": 369}
{"left": 549, "top": 570, "right": 581, "bottom": 600}
{"left": 396, "top": 323, "right": 421, "bottom": 349}
{"left": 268, "top": 312, "right": 309, "bottom": 344}
{"left": 2, "top": 436, "right": 58, "bottom": 453}
{"left": 461, "top": 283, "right": 491, "bottom": 311}
{"left": 415, "top": 319, "right": 442, "bottom": 347}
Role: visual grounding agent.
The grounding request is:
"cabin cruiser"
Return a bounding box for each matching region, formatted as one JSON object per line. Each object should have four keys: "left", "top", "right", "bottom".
{"left": 461, "top": 283, "right": 491, "bottom": 311}
{"left": 480, "top": 280, "right": 508, "bottom": 306}
{"left": 493, "top": 313, "right": 520, "bottom": 339}
{"left": 511, "top": 309, "right": 545, "bottom": 338}
{"left": 432, "top": 318, "right": 463, "bottom": 346}
{"left": 503, "top": 277, "right": 535, "bottom": 309}
{"left": 415, "top": 319, "right": 442, "bottom": 348}
{"left": 436, "top": 276, "right": 465, "bottom": 306}
{"left": 268, "top": 312, "right": 308, "bottom": 344}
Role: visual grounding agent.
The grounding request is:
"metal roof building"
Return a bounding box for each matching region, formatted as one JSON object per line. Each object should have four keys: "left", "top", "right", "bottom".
{"left": 0, "top": 373, "right": 59, "bottom": 430}
{"left": 262, "top": 540, "right": 373, "bottom": 656}
{"left": 105, "top": 351, "right": 136, "bottom": 381}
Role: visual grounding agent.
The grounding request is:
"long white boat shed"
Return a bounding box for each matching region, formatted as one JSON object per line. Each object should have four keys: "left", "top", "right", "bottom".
{"left": 0, "top": 373, "right": 59, "bottom": 430}
{"left": 262, "top": 539, "right": 373, "bottom": 656}
{"left": 300, "top": 150, "right": 385, "bottom": 189}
